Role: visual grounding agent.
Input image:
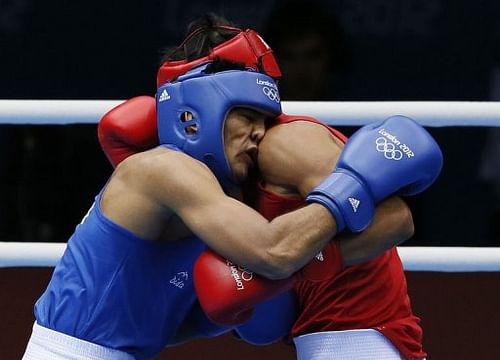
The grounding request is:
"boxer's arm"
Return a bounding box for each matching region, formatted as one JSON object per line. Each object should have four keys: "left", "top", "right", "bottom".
{"left": 145, "top": 149, "right": 337, "bottom": 280}
{"left": 258, "top": 121, "right": 414, "bottom": 265}
{"left": 336, "top": 196, "right": 413, "bottom": 265}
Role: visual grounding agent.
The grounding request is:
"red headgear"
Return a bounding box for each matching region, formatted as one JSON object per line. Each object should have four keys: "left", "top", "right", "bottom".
{"left": 157, "top": 26, "right": 282, "bottom": 87}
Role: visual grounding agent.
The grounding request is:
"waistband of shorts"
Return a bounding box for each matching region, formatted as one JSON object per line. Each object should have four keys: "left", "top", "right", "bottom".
{"left": 28, "top": 322, "right": 135, "bottom": 360}
{"left": 294, "top": 329, "right": 404, "bottom": 360}
{"left": 295, "top": 328, "right": 381, "bottom": 339}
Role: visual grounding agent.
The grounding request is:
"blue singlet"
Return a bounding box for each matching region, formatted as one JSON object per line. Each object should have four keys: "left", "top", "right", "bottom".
{"left": 34, "top": 191, "right": 207, "bottom": 359}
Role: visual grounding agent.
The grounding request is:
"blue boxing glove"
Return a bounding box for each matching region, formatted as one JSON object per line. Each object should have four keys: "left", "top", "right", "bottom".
{"left": 233, "top": 291, "right": 298, "bottom": 346}
{"left": 307, "top": 115, "right": 443, "bottom": 232}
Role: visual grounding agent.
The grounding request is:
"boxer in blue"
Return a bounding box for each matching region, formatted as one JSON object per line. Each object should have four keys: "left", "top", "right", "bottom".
{"left": 23, "top": 63, "right": 289, "bottom": 359}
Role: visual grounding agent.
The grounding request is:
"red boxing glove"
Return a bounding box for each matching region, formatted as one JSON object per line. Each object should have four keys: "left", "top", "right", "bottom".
{"left": 299, "top": 240, "right": 344, "bottom": 282}
{"left": 194, "top": 242, "right": 343, "bottom": 325}
{"left": 98, "top": 96, "right": 158, "bottom": 168}
{"left": 194, "top": 251, "right": 294, "bottom": 326}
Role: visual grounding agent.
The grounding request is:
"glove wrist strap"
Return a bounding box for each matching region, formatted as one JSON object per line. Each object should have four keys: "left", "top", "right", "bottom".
{"left": 306, "top": 170, "right": 375, "bottom": 232}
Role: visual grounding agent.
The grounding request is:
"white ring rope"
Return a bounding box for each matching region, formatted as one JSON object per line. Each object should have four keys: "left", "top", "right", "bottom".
{"left": 396, "top": 247, "right": 500, "bottom": 272}
{"left": 0, "top": 242, "right": 499, "bottom": 272}
{"left": 0, "top": 242, "right": 66, "bottom": 268}
{"left": 1, "top": 100, "right": 500, "bottom": 126}
{"left": 0, "top": 100, "right": 123, "bottom": 125}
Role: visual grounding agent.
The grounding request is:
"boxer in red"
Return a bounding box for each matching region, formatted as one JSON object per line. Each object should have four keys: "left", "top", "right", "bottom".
{"left": 99, "top": 15, "right": 436, "bottom": 359}
{"left": 246, "top": 114, "right": 428, "bottom": 359}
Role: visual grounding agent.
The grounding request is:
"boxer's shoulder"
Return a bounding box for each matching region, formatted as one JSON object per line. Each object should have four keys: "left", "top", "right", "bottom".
{"left": 115, "top": 146, "right": 214, "bottom": 186}
{"left": 259, "top": 121, "right": 343, "bottom": 196}
{"left": 101, "top": 146, "right": 218, "bottom": 232}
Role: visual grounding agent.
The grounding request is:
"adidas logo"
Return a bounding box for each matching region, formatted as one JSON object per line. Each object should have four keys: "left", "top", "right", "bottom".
{"left": 159, "top": 89, "right": 170, "bottom": 102}
{"left": 348, "top": 197, "right": 360, "bottom": 213}
{"left": 315, "top": 251, "right": 324, "bottom": 261}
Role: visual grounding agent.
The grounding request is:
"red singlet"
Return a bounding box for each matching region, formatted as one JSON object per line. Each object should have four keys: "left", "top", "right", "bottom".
{"left": 256, "top": 114, "right": 426, "bottom": 360}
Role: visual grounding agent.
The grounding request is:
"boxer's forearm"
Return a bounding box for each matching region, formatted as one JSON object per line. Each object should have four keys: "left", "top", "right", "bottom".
{"left": 336, "top": 196, "right": 414, "bottom": 266}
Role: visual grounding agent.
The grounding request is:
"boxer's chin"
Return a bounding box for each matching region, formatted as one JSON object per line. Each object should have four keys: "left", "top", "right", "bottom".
{"left": 231, "top": 162, "right": 249, "bottom": 183}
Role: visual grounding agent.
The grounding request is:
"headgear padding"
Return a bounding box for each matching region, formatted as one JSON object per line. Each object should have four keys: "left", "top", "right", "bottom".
{"left": 157, "top": 64, "right": 282, "bottom": 188}
{"left": 157, "top": 27, "right": 281, "bottom": 87}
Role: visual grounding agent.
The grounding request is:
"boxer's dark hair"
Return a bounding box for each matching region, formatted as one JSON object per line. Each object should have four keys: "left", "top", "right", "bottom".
{"left": 204, "top": 59, "right": 246, "bottom": 74}
{"left": 161, "top": 13, "right": 240, "bottom": 63}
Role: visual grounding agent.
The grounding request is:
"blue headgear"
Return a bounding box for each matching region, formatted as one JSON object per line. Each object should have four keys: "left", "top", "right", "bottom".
{"left": 156, "top": 63, "right": 282, "bottom": 188}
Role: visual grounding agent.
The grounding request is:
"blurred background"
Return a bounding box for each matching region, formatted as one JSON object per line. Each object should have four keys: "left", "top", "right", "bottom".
{"left": 1, "top": 0, "right": 499, "bottom": 247}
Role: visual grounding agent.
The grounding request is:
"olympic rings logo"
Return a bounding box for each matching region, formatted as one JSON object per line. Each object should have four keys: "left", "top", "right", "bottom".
{"left": 226, "top": 260, "right": 254, "bottom": 291}
{"left": 375, "top": 137, "right": 403, "bottom": 161}
{"left": 237, "top": 266, "right": 254, "bottom": 281}
{"left": 263, "top": 86, "right": 280, "bottom": 103}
